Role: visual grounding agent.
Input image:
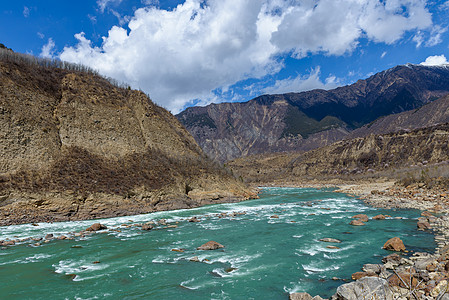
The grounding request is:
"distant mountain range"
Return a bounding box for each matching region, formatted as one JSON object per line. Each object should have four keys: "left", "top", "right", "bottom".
{"left": 177, "top": 64, "right": 449, "bottom": 162}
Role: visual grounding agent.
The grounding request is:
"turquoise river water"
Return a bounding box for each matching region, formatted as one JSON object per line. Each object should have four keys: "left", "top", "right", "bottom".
{"left": 0, "top": 187, "right": 436, "bottom": 299}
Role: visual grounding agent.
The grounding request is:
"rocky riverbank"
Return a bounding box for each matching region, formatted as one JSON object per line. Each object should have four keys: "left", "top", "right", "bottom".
{"left": 290, "top": 179, "right": 449, "bottom": 299}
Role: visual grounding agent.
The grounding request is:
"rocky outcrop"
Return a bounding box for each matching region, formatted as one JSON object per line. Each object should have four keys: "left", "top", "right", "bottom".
{"left": 178, "top": 64, "right": 449, "bottom": 162}
{"left": 0, "top": 50, "right": 254, "bottom": 225}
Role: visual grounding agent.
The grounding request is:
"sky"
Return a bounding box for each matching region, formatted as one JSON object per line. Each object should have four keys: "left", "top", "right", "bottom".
{"left": 1, "top": 0, "right": 449, "bottom": 113}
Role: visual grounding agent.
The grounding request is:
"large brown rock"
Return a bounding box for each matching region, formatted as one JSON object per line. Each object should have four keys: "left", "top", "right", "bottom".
{"left": 383, "top": 237, "right": 405, "bottom": 252}
{"left": 352, "top": 214, "right": 369, "bottom": 222}
{"left": 387, "top": 272, "right": 418, "bottom": 289}
{"left": 372, "top": 214, "right": 386, "bottom": 220}
{"left": 197, "top": 241, "right": 224, "bottom": 250}
{"left": 417, "top": 217, "right": 431, "bottom": 230}
{"left": 85, "top": 223, "right": 107, "bottom": 231}
{"left": 349, "top": 220, "right": 365, "bottom": 226}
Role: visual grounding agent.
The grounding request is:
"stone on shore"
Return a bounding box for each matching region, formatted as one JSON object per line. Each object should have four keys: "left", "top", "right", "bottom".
{"left": 332, "top": 277, "right": 393, "bottom": 300}
{"left": 319, "top": 238, "right": 342, "bottom": 243}
{"left": 85, "top": 223, "right": 107, "bottom": 232}
{"left": 388, "top": 272, "right": 418, "bottom": 289}
{"left": 349, "top": 220, "right": 365, "bottom": 226}
{"left": 197, "top": 241, "right": 224, "bottom": 250}
{"left": 372, "top": 214, "right": 386, "bottom": 220}
{"left": 383, "top": 237, "right": 405, "bottom": 252}
{"left": 352, "top": 214, "right": 369, "bottom": 222}
{"left": 351, "top": 272, "right": 370, "bottom": 280}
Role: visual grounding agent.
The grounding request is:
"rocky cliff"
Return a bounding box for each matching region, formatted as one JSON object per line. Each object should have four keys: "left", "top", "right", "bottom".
{"left": 177, "top": 64, "right": 449, "bottom": 162}
{"left": 0, "top": 49, "right": 254, "bottom": 225}
{"left": 228, "top": 123, "right": 449, "bottom": 184}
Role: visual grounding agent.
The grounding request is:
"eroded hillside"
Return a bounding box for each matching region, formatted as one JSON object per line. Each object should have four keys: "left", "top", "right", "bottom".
{"left": 0, "top": 51, "right": 254, "bottom": 225}
{"left": 228, "top": 123, "right": 449, "bottom": 184}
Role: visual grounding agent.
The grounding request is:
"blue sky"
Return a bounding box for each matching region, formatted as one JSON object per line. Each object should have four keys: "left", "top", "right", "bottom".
{"left": 1, "top": 0, "right": 449, "bottom": 113}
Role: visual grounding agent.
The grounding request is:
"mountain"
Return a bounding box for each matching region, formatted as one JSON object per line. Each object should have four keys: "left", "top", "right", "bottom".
{"left": 177, "top": 64, "right": 449, "bottom": 162}
{"left": 0, "top": 48, "right": 254, "bottom": 225}
{"left": 228, "top": 123, "right": 449, "bottom": 184}
{"left": 348, "top": 93, "right": 449, "bottom": 138}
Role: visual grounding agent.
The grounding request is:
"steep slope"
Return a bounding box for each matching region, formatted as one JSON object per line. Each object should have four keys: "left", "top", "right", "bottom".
{"left": 177, "top": 64, "right": 449, "bottom": 162}
{"left": 348, "top": 93, "right": 449, "bottom": 138}
{"left": 0, "top": 50, "right": 254, "bottom": 225}
{"left": 228, "top": 123, "right": 449, "bottom": 184}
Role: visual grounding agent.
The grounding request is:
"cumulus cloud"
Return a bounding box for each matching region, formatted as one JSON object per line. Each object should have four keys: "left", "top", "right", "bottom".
{"left": 263, "top": 67, "right": 339, "bottom": 94}
{"left": 40, "top": 38, "right": 56, "bottom": 58}
{"left": 420, "top": 55, "right": 449, "bottom": 66}
{"left": 60, "top": 0, "right": 434, "bottom": 112}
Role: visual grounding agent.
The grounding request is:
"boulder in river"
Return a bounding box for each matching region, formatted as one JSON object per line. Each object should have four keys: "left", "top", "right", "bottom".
{"left": 349, "top": 220, "right": 365, "bottom": 226}
{"left": 372, "top": 214, "right": 386, "bottom": 220}
{"left": 188, "top": 217, "right": 201, "bottom": 223}
{"left": 85, "top": 223, "right": 107, "bottom": 232}
{"left": 319, "top": 238, "right": 342, "bottom": 243}
{"left": 141, "top": 224, "right": 153, "bottom": 231}
{"left": 383, "top": 237, "right": 405, "bottom": 252}
{"left": 352, "top": 214, "right": 369, "bottom": 222}
{"left": 197, "top": 241, "right": 224, "bottom": 250}
{"left": 332, "top": 277, "right": 393, "bottom": 300}
{"left": 45, "top": 234, "right": 54, "bottom": 240}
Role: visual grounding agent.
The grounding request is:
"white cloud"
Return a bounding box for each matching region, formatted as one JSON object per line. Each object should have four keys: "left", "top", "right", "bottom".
{"left": 97, "top": 0, "right": 123, "bottom": 13}
{"left": 59, "top": 0, "right": 435, "bottom": 113}
{"left": 40, "top": 38, "right": 56, "bottom": 58}
{"left": 37, "top": 32, "right": 45, "bottom": 39}
{"left": 426, "top": 25, "right": 447, "bottom": 47}
{"left": 381, "top": 51, "right": 387, "bottom": 58}
{"left": 420, "top": 55, "right": 449, "bottom": 66}
{"left": 23, "top": 6, "right": 30, "bottom": 18}
{"left": 263, "top": 67, "right": 340, "bottom": 94}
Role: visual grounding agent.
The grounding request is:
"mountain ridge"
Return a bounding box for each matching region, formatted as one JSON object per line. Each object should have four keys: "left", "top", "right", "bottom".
{"left": 177, "top": 63, "right": 449, "bottom": 162}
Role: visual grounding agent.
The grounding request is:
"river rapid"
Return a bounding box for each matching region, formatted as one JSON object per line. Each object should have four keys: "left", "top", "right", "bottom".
{"left": 0, "top": 187, "right": 436, "bottom": 299}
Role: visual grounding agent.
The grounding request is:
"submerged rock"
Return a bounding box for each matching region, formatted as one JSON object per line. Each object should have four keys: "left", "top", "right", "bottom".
{"left": 141, "top": 224, "right": 153, "bottom": 231}
{"left": 319, "top": 238, "right": 342, "bottom": 243}
{"left": 383, "top": 237, "right": 405, "bottom": 252}
{"left": 352, "top": 214, "right": 369, "bottom": 222}
{"left": 349, "top": 220, "right": 365, "bottom": 226}
{"left": 188, "top": 217, "right": 200, "bottom": 223}
{"left": 197, "top": 241, "right": 224, "bottom": 250}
